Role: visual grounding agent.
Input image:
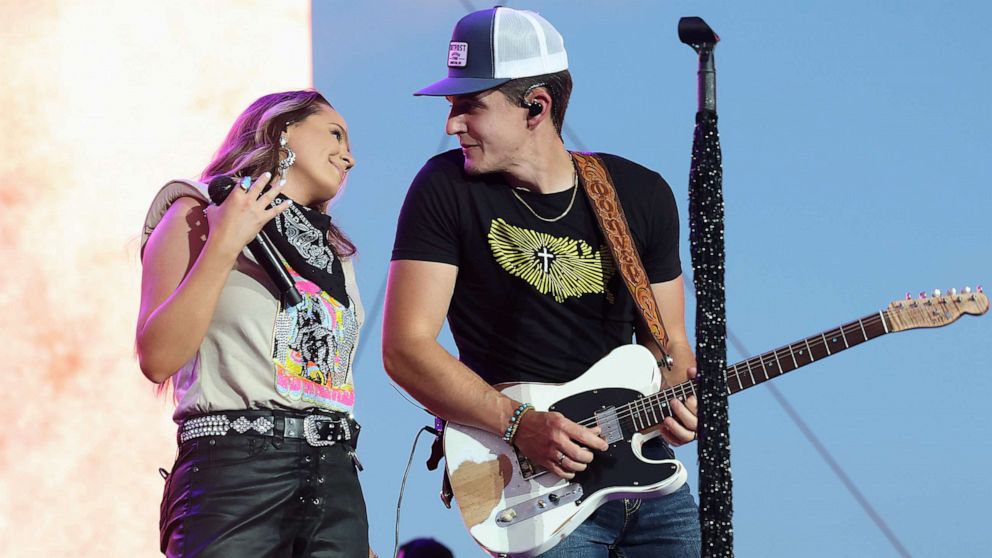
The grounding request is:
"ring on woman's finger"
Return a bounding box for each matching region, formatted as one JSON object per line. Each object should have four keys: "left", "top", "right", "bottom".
{"left": 239, "top": 176, "right": 252, "bottom": 191}
{"left": 557, "top": 451, "right": 566, "bottom": 465}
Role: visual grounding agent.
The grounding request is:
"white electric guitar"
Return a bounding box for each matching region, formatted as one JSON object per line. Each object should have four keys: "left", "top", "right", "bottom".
{"left": 443, "top": 289, "right": 988, "bottom": 557}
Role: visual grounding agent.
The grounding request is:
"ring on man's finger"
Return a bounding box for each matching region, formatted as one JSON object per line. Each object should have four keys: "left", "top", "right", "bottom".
{"left": 557, "top": 451, "right": 566, "bottom": 465}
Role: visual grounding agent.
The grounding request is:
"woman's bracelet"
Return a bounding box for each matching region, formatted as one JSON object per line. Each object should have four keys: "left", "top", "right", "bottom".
{"left": 502, "top": 403, "right": 534, "bottom": 444}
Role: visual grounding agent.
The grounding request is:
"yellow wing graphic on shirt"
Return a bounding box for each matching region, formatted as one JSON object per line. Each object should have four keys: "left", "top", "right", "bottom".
{"left": 488, "top": 218, "right": 615, "bottom": 304}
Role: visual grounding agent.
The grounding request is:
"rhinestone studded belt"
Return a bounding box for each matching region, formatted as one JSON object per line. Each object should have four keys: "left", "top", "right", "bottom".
{"left": 179, "top": 410, "right": 360, "bottom": 448}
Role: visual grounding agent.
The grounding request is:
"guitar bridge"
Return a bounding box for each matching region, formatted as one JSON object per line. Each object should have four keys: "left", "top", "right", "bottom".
{"left": 494, "top": 483, "right": 584, "bottom": 526}
{"left": 514, "top": 406, "right": 623, "bottom": 479}
{"left": 595, "top": 406, "right": 624, "bottom": 444}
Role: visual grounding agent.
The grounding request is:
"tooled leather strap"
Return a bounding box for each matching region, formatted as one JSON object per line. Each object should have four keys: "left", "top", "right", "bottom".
{"left": 572, "top": 152, "right": 673, "bottom": 369}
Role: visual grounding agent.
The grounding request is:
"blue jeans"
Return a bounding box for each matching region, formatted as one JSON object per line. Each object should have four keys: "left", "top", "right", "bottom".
{"left": 537, "top": 483, "right": 701, "bottom": 558}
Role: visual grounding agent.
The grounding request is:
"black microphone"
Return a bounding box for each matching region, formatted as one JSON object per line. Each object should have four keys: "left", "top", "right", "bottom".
{"left": 207, "top": 175, "right": 303, "bottom": 307}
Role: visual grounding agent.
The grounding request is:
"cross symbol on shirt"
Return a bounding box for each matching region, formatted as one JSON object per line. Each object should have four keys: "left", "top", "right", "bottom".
{"left": 536, "top": 246, "right": 556, "bottom": 274}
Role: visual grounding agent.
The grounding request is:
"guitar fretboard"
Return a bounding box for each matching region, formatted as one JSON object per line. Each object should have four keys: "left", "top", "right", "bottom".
{"left": 614, "top": 310, "right": 893, "bottom": 434}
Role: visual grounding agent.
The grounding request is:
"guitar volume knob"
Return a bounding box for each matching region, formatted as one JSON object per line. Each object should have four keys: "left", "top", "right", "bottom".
{"left": 496, "top": 509, "right": 517, "bottom": 524}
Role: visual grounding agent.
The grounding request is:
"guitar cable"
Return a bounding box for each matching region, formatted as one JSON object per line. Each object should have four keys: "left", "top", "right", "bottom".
{"left": 392, "top": 424, "right": 440, "bottom": 558}
{"left": 390, "top": 383, "right": 429, "bottom": 414}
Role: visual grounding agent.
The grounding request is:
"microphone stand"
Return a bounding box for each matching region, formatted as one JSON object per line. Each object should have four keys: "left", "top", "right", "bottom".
{"left": 679, "top": 16, "right": 733, "bottom": 558}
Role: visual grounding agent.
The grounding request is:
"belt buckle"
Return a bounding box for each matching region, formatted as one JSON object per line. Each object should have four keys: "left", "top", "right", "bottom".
{"left": 303, "top": 415, "right": 337, "bottom": 447}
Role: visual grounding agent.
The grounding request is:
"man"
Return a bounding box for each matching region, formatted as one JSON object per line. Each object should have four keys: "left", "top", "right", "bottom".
{"left": 383, "top": 7, "right": 701, "bottom": 557}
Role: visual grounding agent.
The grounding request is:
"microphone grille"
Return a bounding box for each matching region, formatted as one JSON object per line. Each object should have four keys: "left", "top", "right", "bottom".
{"left": 207, "top": 175, "right": 236, "bottom": 205}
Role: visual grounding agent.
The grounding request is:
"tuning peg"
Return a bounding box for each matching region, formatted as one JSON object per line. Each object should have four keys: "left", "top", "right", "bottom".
{"left": 932, "top": 288, "right": 942, "bottom": 297}
{"left": 905, "top": 292, "right": 913, "bottom": 300}
{"left": 949, "top": 288, "right": 958, "bottom": 296}
{"left": 919, "top": 291, "right": 927, "bottom": 299}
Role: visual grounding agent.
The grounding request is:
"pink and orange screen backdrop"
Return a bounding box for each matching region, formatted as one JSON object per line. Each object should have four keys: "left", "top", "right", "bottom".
{"left": 0, "top": 2, "right": 311, "bottom": 555}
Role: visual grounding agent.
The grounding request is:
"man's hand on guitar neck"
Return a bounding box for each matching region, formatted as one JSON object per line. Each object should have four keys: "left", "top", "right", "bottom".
{"left": 513, "top": 409, "right": 610, "bottom": 480}
{"left": 658, "top": 365, "right": 698, "bottom": 447}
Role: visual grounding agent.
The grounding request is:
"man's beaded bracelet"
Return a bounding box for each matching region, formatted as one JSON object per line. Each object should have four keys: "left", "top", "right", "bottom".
{"left": 502, "top": 403, "right": 534, "bottom": 444}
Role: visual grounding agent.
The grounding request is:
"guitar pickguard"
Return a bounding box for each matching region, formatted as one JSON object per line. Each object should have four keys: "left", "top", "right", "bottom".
{"left": 550, "top": 388, "right": 681, "bottom": 501}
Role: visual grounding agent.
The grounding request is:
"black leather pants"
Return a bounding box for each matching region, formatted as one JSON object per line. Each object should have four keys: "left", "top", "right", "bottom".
{"left": 160, "top": 435, "right": 368, "bottom": 558}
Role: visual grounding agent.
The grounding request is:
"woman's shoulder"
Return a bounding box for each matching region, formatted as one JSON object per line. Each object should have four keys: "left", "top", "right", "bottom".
{"left": 142, "top": 179, "right": 211, "bottom": 250}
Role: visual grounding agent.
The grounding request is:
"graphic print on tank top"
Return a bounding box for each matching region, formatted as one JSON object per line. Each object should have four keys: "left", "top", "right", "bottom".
{"left": 487, "top": 218, "right": 616, "bottom": 303}
{"left": 272, "top": 266, "right": 358, "bottom": 413}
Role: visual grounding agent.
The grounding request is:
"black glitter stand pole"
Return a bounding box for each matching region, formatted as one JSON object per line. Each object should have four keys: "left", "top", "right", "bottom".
{"left": 679, "top": 16, "right": 733, "bottom": 558}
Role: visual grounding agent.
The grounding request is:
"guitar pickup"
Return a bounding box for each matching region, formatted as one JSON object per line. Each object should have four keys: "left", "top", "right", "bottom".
{"left": 594, "top": 406, "right": 624, "bottom": 444}
{"left": 494, "top": 484, "right": 584, "bottom": 526}
{"left": 517, "top": 452, "right": 541, "bottom": 479}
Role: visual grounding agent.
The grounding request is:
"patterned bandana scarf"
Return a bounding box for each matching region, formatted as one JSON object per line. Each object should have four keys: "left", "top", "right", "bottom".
{"left": 263, "top": 196, "right": 350, "bottom": 307}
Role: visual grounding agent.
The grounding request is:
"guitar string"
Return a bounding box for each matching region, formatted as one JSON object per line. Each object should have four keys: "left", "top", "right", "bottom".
{"left": 706, "top": 297, "right": 970, "bottom": 394}
{"left": 573, "top": 304, "right": 950, "bottom": 429}
{"left": 555, "top": 297, "right": 969, "bottom": 432}
{"left": 568, "top": 312, "right": 892, "bottom": 430}
{"left": 578, "top": 313, "right": 886, "bottom": 427}
{"left": 524, "top": 301, "right": 957, "bottom": 472}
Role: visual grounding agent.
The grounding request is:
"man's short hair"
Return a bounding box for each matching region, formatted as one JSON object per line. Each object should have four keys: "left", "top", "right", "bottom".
{"left": 496, "top": 69, "right": 572, "bottom": 136}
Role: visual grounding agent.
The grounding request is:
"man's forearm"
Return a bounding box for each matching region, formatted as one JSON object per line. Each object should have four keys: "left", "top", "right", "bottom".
{"left": 383, "top": 337, "right": 519, "bottom": 436}
{"left": 664, "top": 340, "right": 697, "bottom": 386}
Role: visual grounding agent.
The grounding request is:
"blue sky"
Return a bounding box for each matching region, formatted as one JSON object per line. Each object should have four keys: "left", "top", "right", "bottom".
{"left": 314, "top": 2, "right": 991, "bottom": 556}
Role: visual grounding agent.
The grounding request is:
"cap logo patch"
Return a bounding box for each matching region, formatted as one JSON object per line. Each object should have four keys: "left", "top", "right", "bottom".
{"left": 447, "top": 41, "right": 468, "bottom": 68}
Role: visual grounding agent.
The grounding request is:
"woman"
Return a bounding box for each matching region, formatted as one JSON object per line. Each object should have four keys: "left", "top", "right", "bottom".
{"left": 137, "top": 90, "right": 368, "bottom": 557}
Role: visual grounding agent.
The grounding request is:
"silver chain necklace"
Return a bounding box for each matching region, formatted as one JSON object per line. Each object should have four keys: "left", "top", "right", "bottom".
{"left": 510, "top": 163, "right": 579, "bottom": 223}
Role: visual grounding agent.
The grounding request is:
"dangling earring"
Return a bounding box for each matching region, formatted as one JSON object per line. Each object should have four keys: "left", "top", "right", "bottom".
{"left": 278, "top": 132, "right": 296, "bottom": 186}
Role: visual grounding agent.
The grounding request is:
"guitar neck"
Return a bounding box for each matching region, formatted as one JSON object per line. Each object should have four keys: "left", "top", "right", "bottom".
{"left": 723, "top": 310, "right": 891, "bottom": 395}
{"left": 621, "top": 310, "right": 893, "bottom": 433}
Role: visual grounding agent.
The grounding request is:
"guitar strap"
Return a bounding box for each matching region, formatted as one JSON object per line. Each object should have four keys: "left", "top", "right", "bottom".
{"left": 572, "top": 152, "right": 674, "bottom": 369}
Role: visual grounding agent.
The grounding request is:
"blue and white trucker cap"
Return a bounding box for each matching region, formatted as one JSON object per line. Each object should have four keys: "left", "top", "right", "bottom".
{"left": 414, "top": 6, "right": 568, "bottom": 96}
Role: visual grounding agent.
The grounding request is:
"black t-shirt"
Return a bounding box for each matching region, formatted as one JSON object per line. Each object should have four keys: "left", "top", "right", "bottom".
{"left": 392, "top": 149, "right": 681, "bottom": 386}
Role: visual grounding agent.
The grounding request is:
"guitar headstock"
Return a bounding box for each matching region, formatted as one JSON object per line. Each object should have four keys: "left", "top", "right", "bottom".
{"left": 886, "top": 287, "right": 989, "bottom": 332}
